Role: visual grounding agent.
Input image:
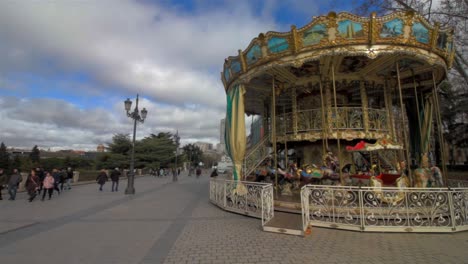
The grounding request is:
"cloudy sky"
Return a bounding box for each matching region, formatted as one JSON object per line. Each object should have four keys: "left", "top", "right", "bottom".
{"left": 0, "top": 0, "right": 355, "bottom": 151}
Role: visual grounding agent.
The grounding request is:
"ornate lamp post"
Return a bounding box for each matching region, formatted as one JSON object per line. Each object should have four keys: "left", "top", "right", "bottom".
{"left": 124, "top": 94, "right": 147, "bottom": 195}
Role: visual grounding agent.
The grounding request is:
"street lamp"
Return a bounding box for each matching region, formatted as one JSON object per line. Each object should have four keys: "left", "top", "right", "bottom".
{"left": 124, "top": 94, "right": 147, "bottom": 195}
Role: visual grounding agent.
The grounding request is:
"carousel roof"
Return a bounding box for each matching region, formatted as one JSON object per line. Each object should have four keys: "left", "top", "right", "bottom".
{"left": 221, "top": 11, "right": 455, "bottom": 115}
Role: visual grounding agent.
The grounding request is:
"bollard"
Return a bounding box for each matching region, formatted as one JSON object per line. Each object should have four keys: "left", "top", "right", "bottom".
{"left": 19, "top": 172, "right": 28, "bottom": 192}
{"left": 73, "top": 171, "right": 80, "bottom": 183}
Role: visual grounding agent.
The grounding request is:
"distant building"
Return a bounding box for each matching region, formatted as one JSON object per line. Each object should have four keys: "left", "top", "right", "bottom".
{"left": 194, "top": 142, "right": 213, "bottom": 152}
{"left": 6, "top": 148, "right": 31, "bottom": 158}
{"left": 97, "top": 144, "right": 105, "bottom": 152}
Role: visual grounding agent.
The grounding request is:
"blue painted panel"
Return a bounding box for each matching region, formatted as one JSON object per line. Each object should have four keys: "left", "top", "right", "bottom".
{"left": 246, "top": 45, "right": 262, "bottom": 65}
{"left": 381, "top": 18, "right": 403, "bottom": 37}
{"left": 412, "top": 22, "right": 429, "bottom": 44}
{"left": 224, "top": 67, "right": 230, "bottom": 82}
{"left": 231, "top": 60, "right": 241, "bottom": 74}
{"left": 268, "top": 37, "right": 289, "bottom": 53}
{"left": 338, "top": 20, "right": 364, "bottom": 38}
{"left": 303, "top": 24, "right": 327, "bottom": 46}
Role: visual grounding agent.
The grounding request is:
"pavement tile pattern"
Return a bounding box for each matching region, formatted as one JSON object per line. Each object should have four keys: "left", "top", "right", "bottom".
{"left": 1, "top": 172, "right": 467, "bottom": 264}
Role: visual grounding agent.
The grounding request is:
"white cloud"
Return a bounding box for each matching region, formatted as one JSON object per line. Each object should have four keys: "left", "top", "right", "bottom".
{"left": 0, "top": 0, "right": 323, "bottom": 150}
{"left": 0, "top": 96, "right": 225, "bottom": 150}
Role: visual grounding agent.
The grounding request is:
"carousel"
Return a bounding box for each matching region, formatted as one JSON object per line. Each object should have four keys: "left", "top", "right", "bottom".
{"left": 210, "top": 11, "right": 468, "bottom": 235}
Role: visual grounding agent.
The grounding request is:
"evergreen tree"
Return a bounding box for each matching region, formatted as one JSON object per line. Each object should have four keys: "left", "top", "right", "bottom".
{"left": 11, "top": 155, "right": 22, "bottom": 171}
{"left": 182, "top": 144, "right": 203, "bottom": 167}
{"left": 0, "top": 142, "right": 10, "bottom": 171}
{"left": 29, "top": 145, "right": 40, "bottom": 164}
{"left": 107, "top": 134, "right": 132, "bottom": 155}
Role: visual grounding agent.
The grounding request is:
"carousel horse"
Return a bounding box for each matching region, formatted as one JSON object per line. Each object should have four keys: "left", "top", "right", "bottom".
{"left": 297, "top": 164, "right": 340, "bottom": 186}
{"left": 413, "top": 165, "right": 444, "bottom": 187}
{"left": 413, "top": 154, "right": 444, "bottom": 188}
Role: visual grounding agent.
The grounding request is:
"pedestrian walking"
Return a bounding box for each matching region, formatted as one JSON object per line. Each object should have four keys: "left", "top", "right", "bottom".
{"left": 0, "top": 168, "right": 6, "bottom": 200}
{"left": 25, "top": 169, "right": 40, "bottom": 202}
{"left": 196, "top": 167, "right": 202, "bottom": 179}
{"left": 110, "top": 168, "right": 121, "bottom": 192}
{"left": 65, "top": 167, "right": 73, "bottom": 190}
{"left": 7, "top": 169, "right": 22, "bottom": 201}
{"left": 52, "top": 169, "right": 61, "bottom": 195}
{"left": 36, "top": 167, "right": 45, "bottom": 192}
{"left": 96, "top": 169, "right": 108, "bottom": 191}
{"left": 42, "top": 172, "right": 55, "bottom": 201}
{"left": 59, "top": 168, "right": 67, "bottom": 191}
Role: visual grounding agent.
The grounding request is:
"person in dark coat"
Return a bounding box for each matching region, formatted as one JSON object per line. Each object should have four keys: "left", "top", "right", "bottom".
{"left": 96, "top": 169, "right": 108, "bottom": 191}
{"left": 36, "top": 167, "right": 45, "bottom": 192}
{"left": 65, "top": 167, "right": 73, "bottom": 190}
{"left": 52, "top": 169, "right": 61, "bottom": 195}
{"left": 25, "top": 169, "right": 40, "bottom": 202}
{"left": 110, "top": 168, "right": 121, "bottom": 192}
{"left": 0, "top": 168, "right": 6, "bottom": 200}
{"left": 7, "top": 169, "right": 22, "bottom": 200}
{"left": 210, "top": 168, "right": 218, "bottom": 177}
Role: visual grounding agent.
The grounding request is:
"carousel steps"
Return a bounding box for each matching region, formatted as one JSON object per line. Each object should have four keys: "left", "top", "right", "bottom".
{"left": 263, "top": 212, "right": 304, "bottom": 236}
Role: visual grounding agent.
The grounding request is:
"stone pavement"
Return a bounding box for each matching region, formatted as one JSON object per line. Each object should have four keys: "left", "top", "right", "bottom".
{"left": 1, "top": 173, "right": 467, "bottom": 264}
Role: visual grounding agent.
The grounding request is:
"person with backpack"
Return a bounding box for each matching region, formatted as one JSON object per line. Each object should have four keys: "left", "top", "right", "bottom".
{"left": 110, "top": 168, "right": 121, "bottom": 192}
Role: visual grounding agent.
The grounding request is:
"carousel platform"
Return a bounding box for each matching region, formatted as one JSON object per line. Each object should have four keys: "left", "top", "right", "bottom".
{"left": 274, "top": 191, "right": 302, "bottom": 213}
{"left": 263, "top": 211, "right": 303, "bottom": 236}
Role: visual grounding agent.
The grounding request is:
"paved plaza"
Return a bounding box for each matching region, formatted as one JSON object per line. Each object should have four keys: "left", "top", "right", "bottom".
{"left": 1, "top": 173, "right": 468, "bottom": 264}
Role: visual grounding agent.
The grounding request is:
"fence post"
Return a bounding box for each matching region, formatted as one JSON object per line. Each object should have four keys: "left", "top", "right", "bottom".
{"left": 358, "top": 188, "right": 365, "bottom": 231}
{"left": 448, "top": 189, "right": 457, "bottom": 232}
{"left": 223, "top": 180, "right": 227, "bottom": 208}
{"left": 261, "top": 186, "right": 264, "bottom": 226}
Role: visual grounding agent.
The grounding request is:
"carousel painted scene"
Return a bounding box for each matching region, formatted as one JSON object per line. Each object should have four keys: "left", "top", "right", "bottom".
{"left": 209, "top": 11, "right": 468, "bottom": 235}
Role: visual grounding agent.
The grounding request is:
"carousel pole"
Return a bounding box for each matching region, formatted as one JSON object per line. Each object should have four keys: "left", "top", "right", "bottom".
{"left": 271, "top": 76, "right": 278, "bottom": 190}
{"left": 384, "top": 79, "right": 398, "bottom": 170}
{"left": 331, "top": 63, "right": 344, "bottom": 185}
{"left": 283, "top": 105, "right": 288, "bottom": 168}
{"left": 395, "top": 61, "right": 412, "bottom": 182}
{"left": 431, "top": 71, "right": 448, "bottom": 186}
{"left": 412, "top": 70, "right": 424, "bottom": 163}
{"left": 384, "top": 79, "right": 395, "bottom": 141}
{"left": 319, "top": 76, "right": 327, "bottom": 158}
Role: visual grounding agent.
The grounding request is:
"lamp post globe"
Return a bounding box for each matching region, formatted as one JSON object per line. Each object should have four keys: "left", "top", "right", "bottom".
{"left": 124, "top": 94, "right": 147, "bottom": 195}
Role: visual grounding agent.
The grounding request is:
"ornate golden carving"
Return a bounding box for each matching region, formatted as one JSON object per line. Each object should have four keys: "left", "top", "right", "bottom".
{"left": 238, "top": 49, "right": 247, "bottom": 73}
{"left": 290, "top": 25, "right": 299, "bottom": 53}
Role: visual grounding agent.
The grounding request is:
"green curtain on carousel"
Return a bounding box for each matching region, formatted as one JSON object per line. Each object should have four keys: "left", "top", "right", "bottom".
{"left": 225, "top": 84, "right": 247, "bottom": 188}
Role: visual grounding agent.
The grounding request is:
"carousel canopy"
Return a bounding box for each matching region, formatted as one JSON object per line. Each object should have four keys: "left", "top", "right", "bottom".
{"left": 221, "top": 11, "right": 455, "bottom": 115}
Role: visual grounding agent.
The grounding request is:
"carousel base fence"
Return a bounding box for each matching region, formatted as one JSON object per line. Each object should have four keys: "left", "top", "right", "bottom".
{"left": 209, "top": 179, "right": 274, "bottom": 226}
{"left": 301, "top": 184, "right": 468, "bottom": 233}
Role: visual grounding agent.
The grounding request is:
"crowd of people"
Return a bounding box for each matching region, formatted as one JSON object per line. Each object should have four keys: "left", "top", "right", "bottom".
{"left": 0, "top": 167, "right": 74, "bottom": 202}
{"left": 0, "top": 166, "right": 213, "bottom": 201}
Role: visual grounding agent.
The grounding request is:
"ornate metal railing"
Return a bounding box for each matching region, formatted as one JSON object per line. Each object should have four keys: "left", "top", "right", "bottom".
{"left": 301, "top": 185, "right": 468, "bottom": 232}
{"left": 276, "top": 107, "right": 389, "bottom": 135}
{"left": 243, "top": 134, "right": 271, "bottom": 178}
{"left": 209, "top": 179, "right": 274, "bottom": 225}
{"left": 448, "top": 179, "right": 468, "bottom": 188}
